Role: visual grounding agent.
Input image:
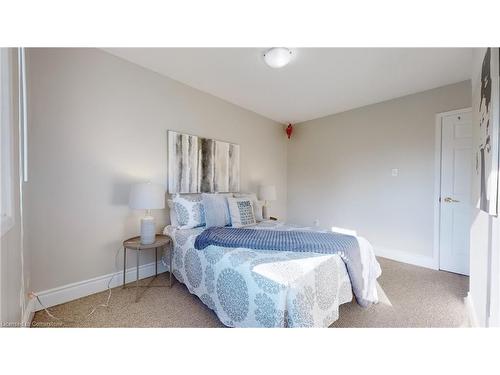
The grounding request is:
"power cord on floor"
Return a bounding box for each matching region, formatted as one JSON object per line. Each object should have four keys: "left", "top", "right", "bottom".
{"left": 31, "top": 246, "right": 123, "bottom": 325}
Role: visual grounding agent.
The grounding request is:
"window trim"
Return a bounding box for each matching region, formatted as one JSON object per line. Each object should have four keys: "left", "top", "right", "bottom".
{"left": 1, "top": 48, "right": 15, "bottom": 237}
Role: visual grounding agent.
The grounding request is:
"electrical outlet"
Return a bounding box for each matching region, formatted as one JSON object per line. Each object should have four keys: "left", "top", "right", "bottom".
{"left": 391, "top": 168, "right": 399, "bottom": 177}
{"left": 313, "top": 219, "right": 320, "bottom": 227}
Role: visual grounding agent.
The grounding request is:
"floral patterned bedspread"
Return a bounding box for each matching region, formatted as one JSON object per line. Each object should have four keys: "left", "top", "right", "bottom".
{"left": 163, "top": 221, "right": 353, "bottom": 327}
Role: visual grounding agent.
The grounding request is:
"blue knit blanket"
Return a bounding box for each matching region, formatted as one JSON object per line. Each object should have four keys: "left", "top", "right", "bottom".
{"left": 194, "top": 227, "right": 372, "bottom": 306}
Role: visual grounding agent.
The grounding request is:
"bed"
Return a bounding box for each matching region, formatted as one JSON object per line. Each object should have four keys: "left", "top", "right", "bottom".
{"left": 163, "top": 221, "right": 381, "bottom": 328}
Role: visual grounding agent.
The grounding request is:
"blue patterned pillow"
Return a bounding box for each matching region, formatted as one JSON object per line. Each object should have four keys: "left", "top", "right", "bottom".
{"left": 172, "top": 194, "right": 206, "bottom": 229}
{"left": 227, "top": 198, "right": 257, "bottom": 228}
{"left": 202, "top": 193, "right": 232, "bottom": 228}
{"left": 233, "top": 192, "right": 264, "bottom": 221}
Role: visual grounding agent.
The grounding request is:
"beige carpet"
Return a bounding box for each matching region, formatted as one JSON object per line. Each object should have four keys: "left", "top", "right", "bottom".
{"left": 31, "top": 257, "right": 469, "bottom": 328}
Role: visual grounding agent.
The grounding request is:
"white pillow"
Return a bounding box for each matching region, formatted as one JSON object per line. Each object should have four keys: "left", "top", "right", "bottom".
{"left": 167, "top": 199, "right": 178, "bottom": 228}
{"left": 227, "top": 197, "right": 257, "bottom": 228}
{"left": 233, "top": 193, "right": 263, "bottom": 221}
{"left": 172, "top": 194, "right": 205, "bottom": 229}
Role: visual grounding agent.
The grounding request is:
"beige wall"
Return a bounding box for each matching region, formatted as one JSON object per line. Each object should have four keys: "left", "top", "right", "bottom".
{"left": 1, "top": 49, "right": 31, "bottom": 324}
{"left": 469, "top": 48, "right": 499, "bottom": 327}
{"left": 26, "top": 48, "right": 287, "bottom": 293}
{"left": 287, "top": 81, "right": 471, "bottom": 261}
{"left": 25, "top": 48, "right": 484, "bottom": 321}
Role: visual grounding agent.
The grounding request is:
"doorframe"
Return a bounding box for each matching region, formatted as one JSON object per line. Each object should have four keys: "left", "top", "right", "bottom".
{"left": 433, "top": 107, "right": 472, "bottom": 270}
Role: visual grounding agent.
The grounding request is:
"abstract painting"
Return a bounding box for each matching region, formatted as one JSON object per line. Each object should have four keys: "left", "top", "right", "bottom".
{"left": 474, "top": 48, "right": 500, "bottom": 216}
{"left": 168, "top": 131, "right": 240, "bottom": 193}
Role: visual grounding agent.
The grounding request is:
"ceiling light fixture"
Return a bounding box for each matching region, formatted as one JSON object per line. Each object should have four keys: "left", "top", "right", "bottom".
{"left": 263, "top": 47, "right": 292, "bottom": 68}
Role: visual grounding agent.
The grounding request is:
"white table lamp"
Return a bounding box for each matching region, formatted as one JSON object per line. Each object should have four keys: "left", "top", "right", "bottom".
{"left": 259, "top": 185, "right": 276, "bottom": 220}
{"left": 129, "top": 182, "right": 165, "bottom": 245}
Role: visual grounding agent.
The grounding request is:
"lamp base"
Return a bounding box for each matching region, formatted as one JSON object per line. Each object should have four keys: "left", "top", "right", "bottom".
{"left": 262, "top": 205, "right": 270, "bottom": 220}
{"left": 140, "top": 216, "right": 156, "bottom": 245}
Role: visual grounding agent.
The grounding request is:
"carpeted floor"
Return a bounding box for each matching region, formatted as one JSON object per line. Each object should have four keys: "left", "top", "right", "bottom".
{"left": 31, "top": 257, "right": 470, "bottom": 328}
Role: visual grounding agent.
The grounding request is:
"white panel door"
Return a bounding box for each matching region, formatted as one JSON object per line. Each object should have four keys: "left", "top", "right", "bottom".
{"left": 439, "top": 111, "right": 472, "bottom": 275}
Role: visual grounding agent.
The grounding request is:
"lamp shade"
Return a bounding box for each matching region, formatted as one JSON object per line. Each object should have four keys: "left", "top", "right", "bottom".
{"left": 259, "top": 185, "right": 276, "bottom": 201}
{"left": 129, "top": 182, "right": 165, "bottom": 210}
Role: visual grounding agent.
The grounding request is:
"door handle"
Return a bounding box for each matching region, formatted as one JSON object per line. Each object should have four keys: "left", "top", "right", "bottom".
{"left": 443, "top": 197, "right": 460, "bottom": 203}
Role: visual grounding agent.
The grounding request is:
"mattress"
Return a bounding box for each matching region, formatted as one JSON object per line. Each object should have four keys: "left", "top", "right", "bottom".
{"left": 163, "top": 221, "right": 353, "bottom": 327}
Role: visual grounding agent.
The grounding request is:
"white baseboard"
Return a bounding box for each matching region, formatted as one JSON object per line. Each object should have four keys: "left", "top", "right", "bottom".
{"left": 465, "top": 292, "right": 479, "bottom": 327}
{"left": 22, "top": 298, "right": 35, "bottom": 327}
{"left": 32, "top": 247, "right": 438, "bottom": 313}
{"left": 34, "top": 261, "right": 168, "bottom": 312}
{"left": 374, "top": 246, "right": 438, "bottom": 270}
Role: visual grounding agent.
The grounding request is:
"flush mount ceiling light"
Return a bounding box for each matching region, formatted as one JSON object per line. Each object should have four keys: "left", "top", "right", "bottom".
{"left": 263, "top": 47, "right": 293, "bottom": 68}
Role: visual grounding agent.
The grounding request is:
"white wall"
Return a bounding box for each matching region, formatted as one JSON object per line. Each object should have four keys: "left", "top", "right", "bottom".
{"left": 469, "top": 48, "right": 500, "bottom": 327}
{"left": 287, "top": 81, "right": 471, "bottom": 265}
{"left": 25, "top": 48, "right": 287, "bottom": 294}
{"left": 1, "top": 49, "right": 31, "bottom": 325}
{"left": 25, "top": 48, "right": 491, "bottom": 326}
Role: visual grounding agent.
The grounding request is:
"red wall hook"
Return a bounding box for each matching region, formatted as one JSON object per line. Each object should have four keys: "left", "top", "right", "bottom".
{"left": 286, "top": 123, "right": 293, "bottom": 139}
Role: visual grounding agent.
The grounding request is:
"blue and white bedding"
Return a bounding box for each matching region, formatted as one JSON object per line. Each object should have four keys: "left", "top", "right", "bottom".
{"left": 195, "top": 226, "right": 379, "bottom": 307}
{"left": 163, "top": 221, "right": 380, "bottom": 327}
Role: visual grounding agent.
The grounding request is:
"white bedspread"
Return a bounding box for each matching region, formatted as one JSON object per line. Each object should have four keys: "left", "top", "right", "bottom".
{"left": 163, "top": 221, "right": 364, "bottom": 327}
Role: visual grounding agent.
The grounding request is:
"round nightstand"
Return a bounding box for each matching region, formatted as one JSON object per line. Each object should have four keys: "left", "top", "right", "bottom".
{"left": 122, "top": 234, "right": 172, "bottom": 302}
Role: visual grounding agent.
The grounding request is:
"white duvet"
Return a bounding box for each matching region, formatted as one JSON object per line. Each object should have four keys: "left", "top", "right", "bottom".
{"left": 163, "top": 221, "right": 379, "bottom": 327}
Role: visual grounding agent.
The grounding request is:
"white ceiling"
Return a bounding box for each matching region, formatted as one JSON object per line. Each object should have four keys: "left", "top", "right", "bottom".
{"left": 103, "top": 48, "right": 474, "bottom": 124}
